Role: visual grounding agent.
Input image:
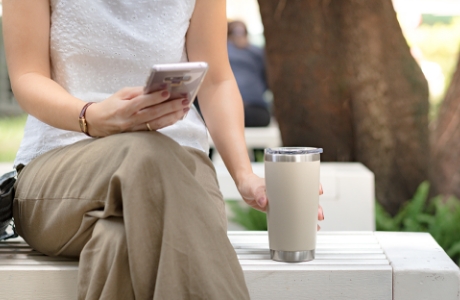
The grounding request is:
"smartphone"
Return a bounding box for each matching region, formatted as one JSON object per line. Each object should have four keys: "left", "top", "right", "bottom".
{"left": 144, "top": 62, "right": 208, "bottom": 107}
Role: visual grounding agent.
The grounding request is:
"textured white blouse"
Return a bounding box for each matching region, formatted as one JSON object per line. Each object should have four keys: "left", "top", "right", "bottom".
{"left": 14, "top": 0, "right": 209, "bottom": 167}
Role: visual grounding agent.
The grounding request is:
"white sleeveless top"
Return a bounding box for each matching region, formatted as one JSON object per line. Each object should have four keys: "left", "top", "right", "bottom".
{"left": 14, "top": 0, "right": 209, "bottom": 167}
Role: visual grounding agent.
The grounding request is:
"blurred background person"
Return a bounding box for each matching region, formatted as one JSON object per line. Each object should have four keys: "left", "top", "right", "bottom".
{"left": 227, "top": 20, "right": 271, "bottom": 127}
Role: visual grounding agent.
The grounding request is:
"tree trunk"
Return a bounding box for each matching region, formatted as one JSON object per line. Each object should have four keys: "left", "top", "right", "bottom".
{"left": 431, "top": 54, "right": 460, "bottom": 199}
{"left": 258, "top": 0, "right": 429, "bottom": 215}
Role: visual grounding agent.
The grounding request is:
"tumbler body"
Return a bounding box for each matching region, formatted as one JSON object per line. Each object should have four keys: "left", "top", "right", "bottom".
{"left": 265, "top": 147, "right": 322, "bottom": 262}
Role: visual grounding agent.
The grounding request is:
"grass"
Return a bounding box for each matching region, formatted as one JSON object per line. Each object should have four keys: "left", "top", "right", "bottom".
{"left": 0, "top": 115, "right": 27, "bottom": 162}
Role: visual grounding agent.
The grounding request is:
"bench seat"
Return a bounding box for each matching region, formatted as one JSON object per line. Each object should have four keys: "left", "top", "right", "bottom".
{"left": 1, "top": 231, "right": 458, "bottom": 299}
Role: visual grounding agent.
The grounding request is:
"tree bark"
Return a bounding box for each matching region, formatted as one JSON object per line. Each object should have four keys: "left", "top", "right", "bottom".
{"left": 258, "top": 0, "right": 429, "bottom": 215}
{"left": 431, "top": 54, "right": 460, "bottom": 199}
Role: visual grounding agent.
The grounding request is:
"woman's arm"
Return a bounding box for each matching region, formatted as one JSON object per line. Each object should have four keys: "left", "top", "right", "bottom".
{"left": 2, "top": 0, "right": 83, "bottom": 130}
{"left": 3, "top": 0, "right": 188, "bottom": 137}
{"left": 186, "top": 0, "right": 268, "bottom": 211}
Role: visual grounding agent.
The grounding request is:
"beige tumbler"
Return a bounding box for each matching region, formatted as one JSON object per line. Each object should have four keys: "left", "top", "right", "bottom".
{"left": 265, "top": 147, "right": 323, "bottom": 262}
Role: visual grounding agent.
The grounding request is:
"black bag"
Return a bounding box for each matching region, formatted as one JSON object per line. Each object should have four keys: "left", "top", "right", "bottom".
{"left": 0, "top": 170, "right": 18, "bottom": 240}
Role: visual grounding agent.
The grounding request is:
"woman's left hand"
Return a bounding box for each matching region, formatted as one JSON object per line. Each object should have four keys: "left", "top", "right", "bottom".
{"left": 237, "top": 174, "right": 325, "bottom": 226}
{"left": 236, "top": 173, "right": 268, "bottom": 212}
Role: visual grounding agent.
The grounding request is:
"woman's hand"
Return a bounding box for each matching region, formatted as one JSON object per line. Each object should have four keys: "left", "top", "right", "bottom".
{"left": 85, "top": 87, "right": 190, "bottom": 137}
{"left": 237, "top": 175, "right": 325, "bottom": 229}
{"left": 237, "top": 173, "right": 268, "bottom": 212}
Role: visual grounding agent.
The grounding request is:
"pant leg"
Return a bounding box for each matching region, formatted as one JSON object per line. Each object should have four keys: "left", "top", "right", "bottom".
{"left": 78, "top": 217, "right": 135, "bottom": 300}
{"left": 13, "top": 131, "right": 250, "bottom": 300}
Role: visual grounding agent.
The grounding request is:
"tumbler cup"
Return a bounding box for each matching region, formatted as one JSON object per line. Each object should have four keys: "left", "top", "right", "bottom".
{"left": 265, "top": 147, "right": 323, "bottom": 262}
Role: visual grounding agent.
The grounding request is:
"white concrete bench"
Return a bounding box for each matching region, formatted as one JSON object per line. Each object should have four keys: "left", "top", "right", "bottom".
{"left": 0, "top": 231, "right": 458, "bottom": 299}
{"left": 217, "top": 162, "right": 376, "bottom": 231}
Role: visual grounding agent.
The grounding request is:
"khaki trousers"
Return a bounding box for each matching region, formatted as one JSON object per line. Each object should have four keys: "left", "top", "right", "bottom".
{"left": 13, "top": 132, "right": 250, "bottom": 300}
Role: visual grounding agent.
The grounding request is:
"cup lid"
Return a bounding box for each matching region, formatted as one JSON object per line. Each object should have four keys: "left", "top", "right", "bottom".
{"left": 264, "top": 147, "right": 323, "bottom": 162}
{"left": 265, "top": 147, "right": 323, "bottom": 155}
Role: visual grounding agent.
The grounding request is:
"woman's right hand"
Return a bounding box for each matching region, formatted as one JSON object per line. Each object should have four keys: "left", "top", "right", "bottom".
{"left": 84, "top": 87, "right": 190, "bottom": 137}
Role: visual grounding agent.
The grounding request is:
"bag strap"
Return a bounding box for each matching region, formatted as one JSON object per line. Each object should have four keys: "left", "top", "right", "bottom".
{"left": 0, "top": 170, "right": 16, "bottom": 194}
{"left": 0, "top": 170, "right": 19, "bottom": 241}
{"left": 0, "top": 222, "right": 18, "bottom": 240}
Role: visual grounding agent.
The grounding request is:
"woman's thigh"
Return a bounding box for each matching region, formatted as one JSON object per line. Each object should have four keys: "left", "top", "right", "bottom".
{"left": 13, "top": 132, "right": 218, "bottom": 257}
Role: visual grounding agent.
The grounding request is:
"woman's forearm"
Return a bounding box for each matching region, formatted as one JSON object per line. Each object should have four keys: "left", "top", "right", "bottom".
{"left": 12, "top": 72, "right": 85, "bottom": 132}
{"left": 182, "top": 0, "right": 269, "bottom": 211}
{"left": 199, "top": 79, "right": 253, "bottom": 186}
{"left": 184, "top": 0, "right": 255, "bottom": 187}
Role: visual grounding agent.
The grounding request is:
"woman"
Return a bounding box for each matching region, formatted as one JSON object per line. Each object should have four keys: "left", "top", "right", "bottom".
{"left": 3, "top": 0, "right": 324, "bottom": 299}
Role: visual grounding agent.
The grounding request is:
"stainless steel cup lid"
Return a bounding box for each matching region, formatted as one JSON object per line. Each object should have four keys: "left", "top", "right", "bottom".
{"left": 265, "top": 147, "right": 323, "bottom": 162}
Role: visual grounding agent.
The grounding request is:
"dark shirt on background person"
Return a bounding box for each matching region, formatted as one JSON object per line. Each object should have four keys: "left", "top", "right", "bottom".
{"left": 227, "top": 20, "right": 271, "bottom": 127}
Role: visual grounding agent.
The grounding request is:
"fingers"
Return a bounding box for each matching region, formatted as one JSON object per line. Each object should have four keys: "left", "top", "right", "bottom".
{"left": 116, "top": 86, "right": 144, "bottom": 100}
{"left": 133, "top": 106, "right": 189, "bottom": 131}
{"left": 128, "top": 89, "right": 171, "bottom": 114}
{"left": 93, "top": 87, "right": 191, "bottom": 136}
{"left": 243, "top": 187, "right": 267, "bottom": 213}
{"left": 239, "top": 174, "right": 268, "bottom": 213}
{"left": 254, "top": 185, "right": 267, "bottom": 210}
{"left": 317, "top": 205, "right": 324, "bottom": 231}
{"left": 138, "top": 97, "right": 189, "bottom": 123}
{"left": 123, "top": 89, "right": 192, "bottom": 131}
{"left": 318, "top": 184, "right": 324, "bottom": 230}
{"left": 318, "top": 205, "right": 324, "bottom": 221}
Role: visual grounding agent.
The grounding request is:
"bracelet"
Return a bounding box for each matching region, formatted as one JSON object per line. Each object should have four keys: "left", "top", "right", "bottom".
{"left": 78, "top": 102, "right": 95, "bottom": 137}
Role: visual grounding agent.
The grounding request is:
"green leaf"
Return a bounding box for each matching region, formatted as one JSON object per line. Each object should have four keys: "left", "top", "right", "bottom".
{"left": 226, "top": 200, "right": 267, "bottom": 231}
{"left": 375, "top": 202, "right": 399, "bottom": 231}
{"left": 447, "top": 241, "right": 460, "bottom": 258}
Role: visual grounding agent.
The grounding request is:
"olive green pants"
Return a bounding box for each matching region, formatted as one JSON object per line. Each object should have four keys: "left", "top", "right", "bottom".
{"left": 13, "top": 132, "right": 250, "bottom": 300}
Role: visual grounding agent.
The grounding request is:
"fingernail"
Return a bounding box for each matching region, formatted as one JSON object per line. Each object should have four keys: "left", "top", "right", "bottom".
{"left": 180, "top": 92, "right": 188, "bottom": 97}
{"left": 183, "top": 107, "right": 190, "bottom": 113}
{"left": 161, "top": 90, "right": 169, "bottom": 98}
{"left": 182, "top": 98, "right": 190, "bottom": 106}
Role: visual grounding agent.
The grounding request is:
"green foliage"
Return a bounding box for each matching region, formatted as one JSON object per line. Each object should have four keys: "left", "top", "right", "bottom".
{"left": 422, "top": 14, "right": 454, "bottom": 26}
{"left": 254, "top": 149, "right": 264, "bottom": 162}
{"left": 376, "top": 181, "right": 460, "bottom": 265}
{"left": 0, "top": 115, "right": 27, "bottom": 162}
{"left": 227, "top": 200, "right": 267, "bottom": 231}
